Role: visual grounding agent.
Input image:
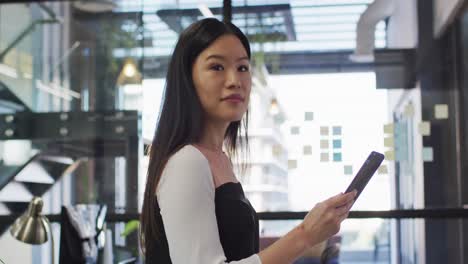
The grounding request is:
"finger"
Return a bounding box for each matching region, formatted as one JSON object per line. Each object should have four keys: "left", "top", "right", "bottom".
{"left": 338, "top": 212, "right": 349, "bottom": 222}
{"left": 324, "top": 193, "right": 345, "bottom": 206}
{"left": 346, "top": 189, "right": 358, "bottom": 198}
{"left": 343, "top": 190, "right": 358, "bottom": 203}
{"left": 326, "top": 191, "right": 356, "bottom": 207}
{"left": 336, "top": 200, "right": 354, "bottom": 216}
{"left": 335, "top": 201, "right": 350, "bottom": 215}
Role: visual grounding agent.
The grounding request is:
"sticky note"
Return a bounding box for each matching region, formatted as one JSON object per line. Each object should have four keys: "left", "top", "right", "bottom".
{"left": 384, "top": 137, "right": 394, "bottom": 147}
{"left": 288, "top": 160, "right": 297, "bottom": 169}
{"left": 320, "top": 153, "right": 329, "bottom": 162}
{"left": 378, "top": 165, "right": 388, "bottom": 174}
{"left": 305, "top": 112, "right": 314, "bottom": 121}
{"left": 404, "top": 104, "right": 414, "bottom": 117}
{"left": 344, "top": 165, "right": 353, "bottom": 175}
{"left": 418, "top": 122, "right": 431, "bottom": 136}
{"left": 423, "top": 147, "right": 434, "bottom": 162}
{"left": 333, "top": 153, "right": 342, "bottom": 162}
{"left": 384, "top": 150, "right": 395, "bottom": 161}
{"left": 274, "top": 115, "right": 284, "bottom": 123}
{"left": 303, "top": 145, "right": 312, "bottom": 155}
{"left": 272, "top": 144, "right": 282, "bottom": 156}
{"left": 384, "top": 123, "right": 394, "bottom": 134}
{"left": 320, "top": 139, "right": 329, "bottom": 149}
{"left": 320, "top": 126, "right": 329, "bottom": 136}
{"left": 332, "top": 126, "right": 342, "bottom": 136}
{"left": 333, "top": 139, "right": 342, "bottom": 149}
{"left": 291, "top": 126, "right": 300, "bottom": 135}
{"left": 434, "top": 104, "right": 449, "bottom": 119}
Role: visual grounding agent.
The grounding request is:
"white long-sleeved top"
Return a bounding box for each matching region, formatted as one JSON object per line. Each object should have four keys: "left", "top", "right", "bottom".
{"left": 156, "top": 145, "right": 262, "bottom": 264}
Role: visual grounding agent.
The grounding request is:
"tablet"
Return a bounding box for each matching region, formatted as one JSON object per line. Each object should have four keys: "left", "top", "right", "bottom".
{"left": 345, "top": 151, "right": 385, "bottom": 202}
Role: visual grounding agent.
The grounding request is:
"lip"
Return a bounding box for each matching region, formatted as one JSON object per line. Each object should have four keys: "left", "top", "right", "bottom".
{"left": 221, "top": 94, "right": 245, "bottom": 102}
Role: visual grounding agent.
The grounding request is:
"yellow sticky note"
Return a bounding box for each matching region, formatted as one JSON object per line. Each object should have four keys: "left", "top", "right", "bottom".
{"left": 383, "top": 123, "right": 394, "bottom": 134}
{"left": 404, "top": 104, "right": 415, "bottom": 117}
{"left": 320, "top": 139, "right": 329, "bottom": 149}
{"left": 384, "top": 150, "right": 395, "bottom": 161}
{"left": 320, "top": 126, "right": 329, "bottom": 136}
{"left": 272, "top": 144, "right": 282, "bottom": 156}
{"left": 288, "top": 160, "right": 297, "bottom": 169}
{"left": 418, "top": 121, "right": 431, "bottom": 136}
{"left": 320, "top": 153, "right": 329, "bottom": 162}
{"left": 378, "top": 165, "right": 388, "bottom": 174}
{"left": 303, "top": 145, "right": 312, "bottom": 155}
{"left": 434, "top": 104, "right": 449, "bottom": 119}
{"left": 384, "top": 137, "right": 394, "bottom": 147}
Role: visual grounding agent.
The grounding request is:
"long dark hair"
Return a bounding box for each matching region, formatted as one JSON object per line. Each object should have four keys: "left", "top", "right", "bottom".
{"left": 139, "top": 18, "right": 251, "bottom": 254}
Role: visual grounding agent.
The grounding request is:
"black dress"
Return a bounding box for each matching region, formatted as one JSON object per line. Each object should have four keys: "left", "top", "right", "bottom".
{"left": 146, "top": 182, "right": 260, "bottom": 263}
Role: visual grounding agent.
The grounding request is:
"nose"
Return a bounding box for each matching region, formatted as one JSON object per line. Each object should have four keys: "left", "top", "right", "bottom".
{"left": 226, "top": 69, "right": 241, "bottom": 89}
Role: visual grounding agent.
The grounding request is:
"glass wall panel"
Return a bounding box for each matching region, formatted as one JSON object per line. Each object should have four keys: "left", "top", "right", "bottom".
{"left": 0, "top": 1, "right": 467, "bottom": 264}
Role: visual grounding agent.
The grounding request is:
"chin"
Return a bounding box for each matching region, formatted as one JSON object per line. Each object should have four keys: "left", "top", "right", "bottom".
{"left": 213, "top": 108, "right": 247, "bottom": 123}
{"left": 224, "top": 113, "right": 245, "bottom": 123}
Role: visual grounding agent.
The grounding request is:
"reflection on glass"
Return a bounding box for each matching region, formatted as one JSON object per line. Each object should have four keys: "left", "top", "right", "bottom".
{"left": 260, "top": 219, "right": 391, "bottom": 264}
{"left": 0, "top": 1, "right": 464, "bottom": 264}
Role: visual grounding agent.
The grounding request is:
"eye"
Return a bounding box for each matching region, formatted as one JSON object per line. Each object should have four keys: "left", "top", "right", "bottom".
{"left": 238, "top": 65, "right": 250, "bottom": 72}
{"left": 210, "top": 64, "right": 224, "bottom": 71}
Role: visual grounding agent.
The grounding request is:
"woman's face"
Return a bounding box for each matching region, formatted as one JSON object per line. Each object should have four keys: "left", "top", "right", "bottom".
{"left": 192, "top": 34, "right": 251, "bottom": 124}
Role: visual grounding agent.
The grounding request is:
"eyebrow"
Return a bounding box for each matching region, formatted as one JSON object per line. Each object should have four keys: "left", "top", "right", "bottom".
{"left": 205, "top": 54, "right": 249, "bottom": 62}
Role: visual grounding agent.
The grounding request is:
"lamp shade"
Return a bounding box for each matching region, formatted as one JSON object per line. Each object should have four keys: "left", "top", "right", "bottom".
{"left": 10, "top": 197, "right": 49, "bottom": 244}
{"left": 117, "top": 58, "right": 142, "bottom": 85}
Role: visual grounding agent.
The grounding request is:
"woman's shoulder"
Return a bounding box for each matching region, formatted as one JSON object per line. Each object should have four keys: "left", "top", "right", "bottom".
{"left": 166, "top": 144, "right": 208, "bottom": 168}
{"left": 161, "top": 144, "right": 212, "bottom": 181}
{"left": 157, "top": 144, "right": 214, "bottom": 194}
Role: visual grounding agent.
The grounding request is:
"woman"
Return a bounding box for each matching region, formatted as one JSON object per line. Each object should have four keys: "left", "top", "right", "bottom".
{"left": 140, "top": 18, "right": 357, "bottom": 264}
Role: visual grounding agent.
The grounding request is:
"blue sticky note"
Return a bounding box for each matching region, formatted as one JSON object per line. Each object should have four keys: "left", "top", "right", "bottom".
{"left": 291, "top": 126, "right": 300, "bottom": 135}
{"left": 305, "top": 112, "right": 314, "bottom": 121}
{"left": 333, "top": 139, "right": 342, "bottom": 149}
{"left": 422, "top": 147, "right": 433, "bottom": 162}
{"left": 333, "top": 126, "right": 342, "bottom": 135}
{"left": 344, "top": 165, "right": 353, "bottom": 175}
{"left": 333, "top": 153, "right": 342, "bottom": 162}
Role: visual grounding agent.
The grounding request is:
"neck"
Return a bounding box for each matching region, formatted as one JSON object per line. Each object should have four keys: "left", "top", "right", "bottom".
{"left": 197, "top": 119, "right": 229, "bottom": 152}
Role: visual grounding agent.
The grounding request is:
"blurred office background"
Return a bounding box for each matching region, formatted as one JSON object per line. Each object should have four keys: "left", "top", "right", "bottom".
{"left": 0, "top": 0, "right": 467, "bottom": 263}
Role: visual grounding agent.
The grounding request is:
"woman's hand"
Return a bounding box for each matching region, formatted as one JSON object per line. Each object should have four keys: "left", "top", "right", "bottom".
{"left": 257, "top": 190, "right": 357, "bottom": 264}
{"left": 299, "top": 191, "right": 357, "bottom": 249}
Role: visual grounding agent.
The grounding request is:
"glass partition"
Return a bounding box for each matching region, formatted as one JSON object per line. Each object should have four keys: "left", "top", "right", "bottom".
{"left": 0, "top": 1, "right": 467, "bottom": 264}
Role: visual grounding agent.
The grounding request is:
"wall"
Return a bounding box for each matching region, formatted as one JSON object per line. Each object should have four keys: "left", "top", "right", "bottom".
{"left": 0, "top": 4, "right": 35, "bottom": 263}
{"left": 0, "top": 231, "right": 33, "bottom": 264}
{"left": 434, "top": 0, "right": 464, "bottom": 37}
{"left": 0, "top": 4, "right": 34, "bottom": 109}
{"left": 418, "top": 1, "right": 467, "bottom": 263}
{"left": 387, "top": 0, "right": 418, "bottom": 48}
